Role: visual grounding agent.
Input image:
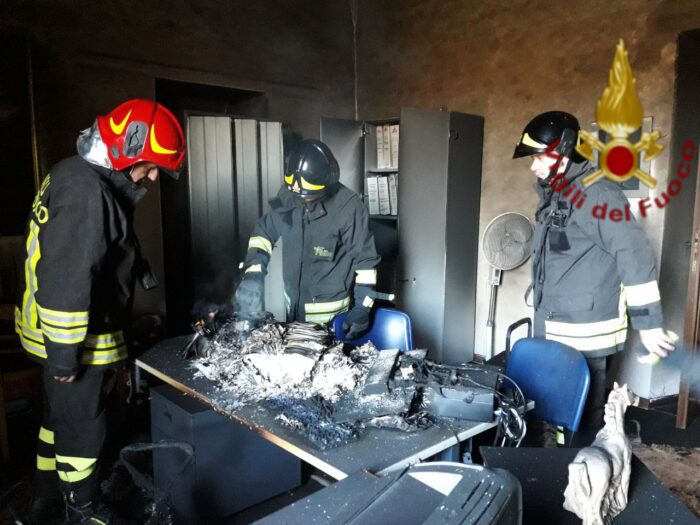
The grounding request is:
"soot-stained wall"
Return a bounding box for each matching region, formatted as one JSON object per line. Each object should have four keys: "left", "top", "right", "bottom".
{"left": 356, "top": 1, "right": 699, "bottom": 387}
{"left": 1, "top": 0, "right": 355, "bottom": 319}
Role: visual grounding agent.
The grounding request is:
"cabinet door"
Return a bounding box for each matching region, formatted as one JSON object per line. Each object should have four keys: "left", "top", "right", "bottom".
{"left": 320, "top": 117, "right": 365, "bottom": 195}
{"left": 188, "top": 115, "right": 237, "bottom": 303}
{"left": 397, "top": 108, "right": 450, "bottom": 359}
{"left": 259, "top": 121, "right": 286, "bottom": 320}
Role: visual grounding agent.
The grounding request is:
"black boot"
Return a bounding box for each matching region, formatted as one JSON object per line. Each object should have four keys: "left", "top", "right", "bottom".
{"left": 27, "top": 495, "right": 65, "bottom": 525}
{"left": 64, "top": 494, "right": 132, "bottom": 525}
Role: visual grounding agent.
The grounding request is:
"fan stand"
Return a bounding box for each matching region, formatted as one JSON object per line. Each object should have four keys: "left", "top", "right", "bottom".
{"left": 486, "top": 266, "right": 502, "bottom": 358}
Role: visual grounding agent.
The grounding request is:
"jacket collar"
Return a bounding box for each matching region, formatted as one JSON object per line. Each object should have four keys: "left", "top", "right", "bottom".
{"left": 533, "top": 160, "right": 595, "bottom": 202}
{"left": 81, "top": 158, "right": 148, "bottom": 207}
{"left": 276, "top": 186, "right": 329, "bottom": 221}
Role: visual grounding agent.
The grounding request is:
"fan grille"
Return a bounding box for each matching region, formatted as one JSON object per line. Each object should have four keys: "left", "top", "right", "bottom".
{"left": 482, "top": 213, "right": 534, "bottom": 270}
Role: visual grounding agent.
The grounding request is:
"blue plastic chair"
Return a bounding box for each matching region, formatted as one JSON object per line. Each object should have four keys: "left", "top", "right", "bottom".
{"left": 333, "top": 308, "right": 413, "bottom": 351}
{"left": 505, "top": 337, "right": 590, "bottom": 433}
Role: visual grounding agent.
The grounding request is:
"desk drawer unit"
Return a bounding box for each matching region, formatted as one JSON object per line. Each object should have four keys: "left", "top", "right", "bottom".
{"left": 150, "top": 384, "right": 301, "bottom": 523}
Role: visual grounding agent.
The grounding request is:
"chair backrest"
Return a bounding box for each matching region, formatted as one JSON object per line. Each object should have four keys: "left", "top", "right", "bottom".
{"left": 333, "top": 307, "right": 413, "bottom": 351}
{"left": 505, "top": 338, "right": 590, "bottom": 432}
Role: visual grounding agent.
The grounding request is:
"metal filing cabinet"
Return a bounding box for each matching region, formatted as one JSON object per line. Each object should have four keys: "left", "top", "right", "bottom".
{"left": 150, "top": 384, "right": 301, "bottom": 523}
{"left": 321, "top": 109, "right": 484, "bottom": 363}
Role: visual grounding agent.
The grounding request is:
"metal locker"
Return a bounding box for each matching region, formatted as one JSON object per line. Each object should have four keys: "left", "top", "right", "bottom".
{"left": 397, "top": 108, "right": 483, "bottom": 364}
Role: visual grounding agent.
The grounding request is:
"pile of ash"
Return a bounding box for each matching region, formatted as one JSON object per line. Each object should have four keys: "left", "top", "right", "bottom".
{"left": 189, "top": 318, "right": 436, "bottom": 449}
{"left": 191, "top": 319, "right": 378, "bottom": 437}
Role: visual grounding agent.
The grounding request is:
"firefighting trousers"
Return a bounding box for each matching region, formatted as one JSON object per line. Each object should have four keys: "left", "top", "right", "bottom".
{"left": 35, "top": 366, "right": 111, "bottom": 504}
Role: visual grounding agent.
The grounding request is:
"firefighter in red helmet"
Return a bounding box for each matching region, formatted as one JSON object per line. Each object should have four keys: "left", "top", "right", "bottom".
{"left": 17, "top": 99, "right": 185, "bottom": 524}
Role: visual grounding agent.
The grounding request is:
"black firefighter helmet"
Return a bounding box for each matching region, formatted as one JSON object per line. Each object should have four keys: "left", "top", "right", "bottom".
{"left": 284, "top": 139, "right": 340, "bottom": 197}
{"left": 513, "top": 111, "right": 584, "bottom": 163}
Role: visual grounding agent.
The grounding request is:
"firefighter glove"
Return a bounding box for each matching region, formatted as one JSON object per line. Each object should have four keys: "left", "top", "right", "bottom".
{"left": 234, "top": 273, "right": 265, "bottom": 319}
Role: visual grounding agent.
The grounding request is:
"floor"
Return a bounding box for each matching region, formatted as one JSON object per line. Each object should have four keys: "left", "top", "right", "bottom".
{"left": 1, "top": 394, "right": 699, "bottom": 524}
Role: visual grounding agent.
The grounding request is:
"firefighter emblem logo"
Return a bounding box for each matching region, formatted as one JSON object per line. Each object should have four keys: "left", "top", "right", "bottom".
{"left": 577, "top": 39, "right": 663, "bottom": 188}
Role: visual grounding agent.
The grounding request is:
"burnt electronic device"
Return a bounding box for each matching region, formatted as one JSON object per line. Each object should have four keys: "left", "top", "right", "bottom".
{"left": 395, "top": 357, "right": 502, "bottom": 423}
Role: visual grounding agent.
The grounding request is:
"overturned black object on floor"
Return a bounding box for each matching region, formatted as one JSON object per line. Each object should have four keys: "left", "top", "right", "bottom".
{"left": 256, "top": 462, "right": 522, "bottom": 524}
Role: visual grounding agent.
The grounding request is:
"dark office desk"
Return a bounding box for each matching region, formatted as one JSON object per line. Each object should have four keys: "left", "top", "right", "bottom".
{"left": 480, "top": 446, "right": 699, "bottom": 524}
{"left": 136, "top": 336, "right": 511, "bottom": 480}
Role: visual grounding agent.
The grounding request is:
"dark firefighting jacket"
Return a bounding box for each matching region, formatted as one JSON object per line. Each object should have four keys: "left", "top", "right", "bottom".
{"left": 242, "top": 184, "right": 381, "bottom": 323}
{"left": 15, "top": 156, "right": 145, "bottom": 376}
{"left": 531, "top": 160, "right": 663, "bottom": 358}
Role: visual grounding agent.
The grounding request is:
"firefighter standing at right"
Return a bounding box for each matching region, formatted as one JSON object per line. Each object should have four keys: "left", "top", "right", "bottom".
{"left": 513, "top": 111, "right": 675, "bottom": 444}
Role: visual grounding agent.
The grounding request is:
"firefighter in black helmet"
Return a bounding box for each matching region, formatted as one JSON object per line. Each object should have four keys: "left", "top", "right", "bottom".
{"left": 235, "top": 139, "right": 381, "bottom": 338}
{"left": 514, "top": 111, "right": 675, "bottom": 443}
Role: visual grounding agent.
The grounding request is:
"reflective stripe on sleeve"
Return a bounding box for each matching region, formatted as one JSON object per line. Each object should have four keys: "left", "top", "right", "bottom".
{"left": 37, "top": 304, "right": 89, "bottom": 328}
{"left": 41, "top": 323, "right": 88, "bottom": 344}
{"left": 355, "top": 269, "right": 377, "bottom": 286}
{"left": 624, "top": 281, "right": 661, "bottom": 307}
{"left": 248, "top": 236, "right": 272, "bottom": 255}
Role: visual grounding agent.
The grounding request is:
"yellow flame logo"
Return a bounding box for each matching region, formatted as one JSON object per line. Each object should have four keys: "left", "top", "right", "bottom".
{"left": 149, "top": 124, "right": 177, "bottom": 155}
{"left": 577, "top": 39, "right": 663, "bottom": 188}
{"left": 109, "top": 110, "right": 132, "bottom": 135}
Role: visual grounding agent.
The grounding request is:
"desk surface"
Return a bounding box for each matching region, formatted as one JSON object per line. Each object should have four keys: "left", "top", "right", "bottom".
{"left": 480, "top": 446, "right": 699, "bottom": 525}
{"left": 137, "top": 336, "right": 503, "bottom": 480}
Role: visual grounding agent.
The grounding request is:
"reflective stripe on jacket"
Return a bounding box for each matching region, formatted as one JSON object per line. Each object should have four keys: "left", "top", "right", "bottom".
{"left": 243, "top": 184, "right": 380, "bottom": 323}
{"left": 15, "top": 156, "right": 143, "bottom": 375}
{"left": 531, "top": 161, "right": 663, "bottom": 357}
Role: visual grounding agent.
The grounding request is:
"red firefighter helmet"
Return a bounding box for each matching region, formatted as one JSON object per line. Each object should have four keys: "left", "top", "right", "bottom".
{"left": 96, "top": 99, "right": 186, "bottom": 178}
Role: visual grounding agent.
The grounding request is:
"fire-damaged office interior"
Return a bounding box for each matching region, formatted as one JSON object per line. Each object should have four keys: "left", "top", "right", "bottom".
{"left": 1, "top": 2, "right": 700, "bottom": 524}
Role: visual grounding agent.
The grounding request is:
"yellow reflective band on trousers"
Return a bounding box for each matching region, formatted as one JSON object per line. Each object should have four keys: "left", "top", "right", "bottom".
{"left": 556, "top": 426, "right": 565, "bottom": 445}
{"left": 305, "top": 296, "right": 350, "bottom": 324}
{"left": 39, "top": 426, "right": 55, "bottom": 445}
{"left": 355, "top": 269, "right": 377, "bottom": 286}
{"left": 37, "top": 455, "right": 56, "bottom": 471}
{"left": 56, "top": 455, "right": 97, "bottom": 483}
{"left": 248, "top": 236, "right": 272, "bottom": 255}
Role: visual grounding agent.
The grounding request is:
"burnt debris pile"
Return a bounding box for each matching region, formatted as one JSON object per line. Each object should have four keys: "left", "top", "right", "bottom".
{"left": 188, "top": 318, "right": 505, "bottom": 449}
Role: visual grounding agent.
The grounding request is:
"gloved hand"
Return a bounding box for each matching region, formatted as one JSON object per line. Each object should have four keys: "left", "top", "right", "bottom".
{"left": 343, "top": 284, "right": 374, "bottom": 339}
{"left": 234, "top": 273, "right": 265, "bottom": 319}
{"left": 639, "top": 328, "right": 677, "bottom": 359}
{"left": 342, "top": 305, "right": 370, "bottom": 340}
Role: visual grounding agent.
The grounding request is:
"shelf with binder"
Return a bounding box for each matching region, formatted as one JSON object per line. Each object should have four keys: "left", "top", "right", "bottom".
{"left": 321, "top": 109, "right": 484, "bottom": 364}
